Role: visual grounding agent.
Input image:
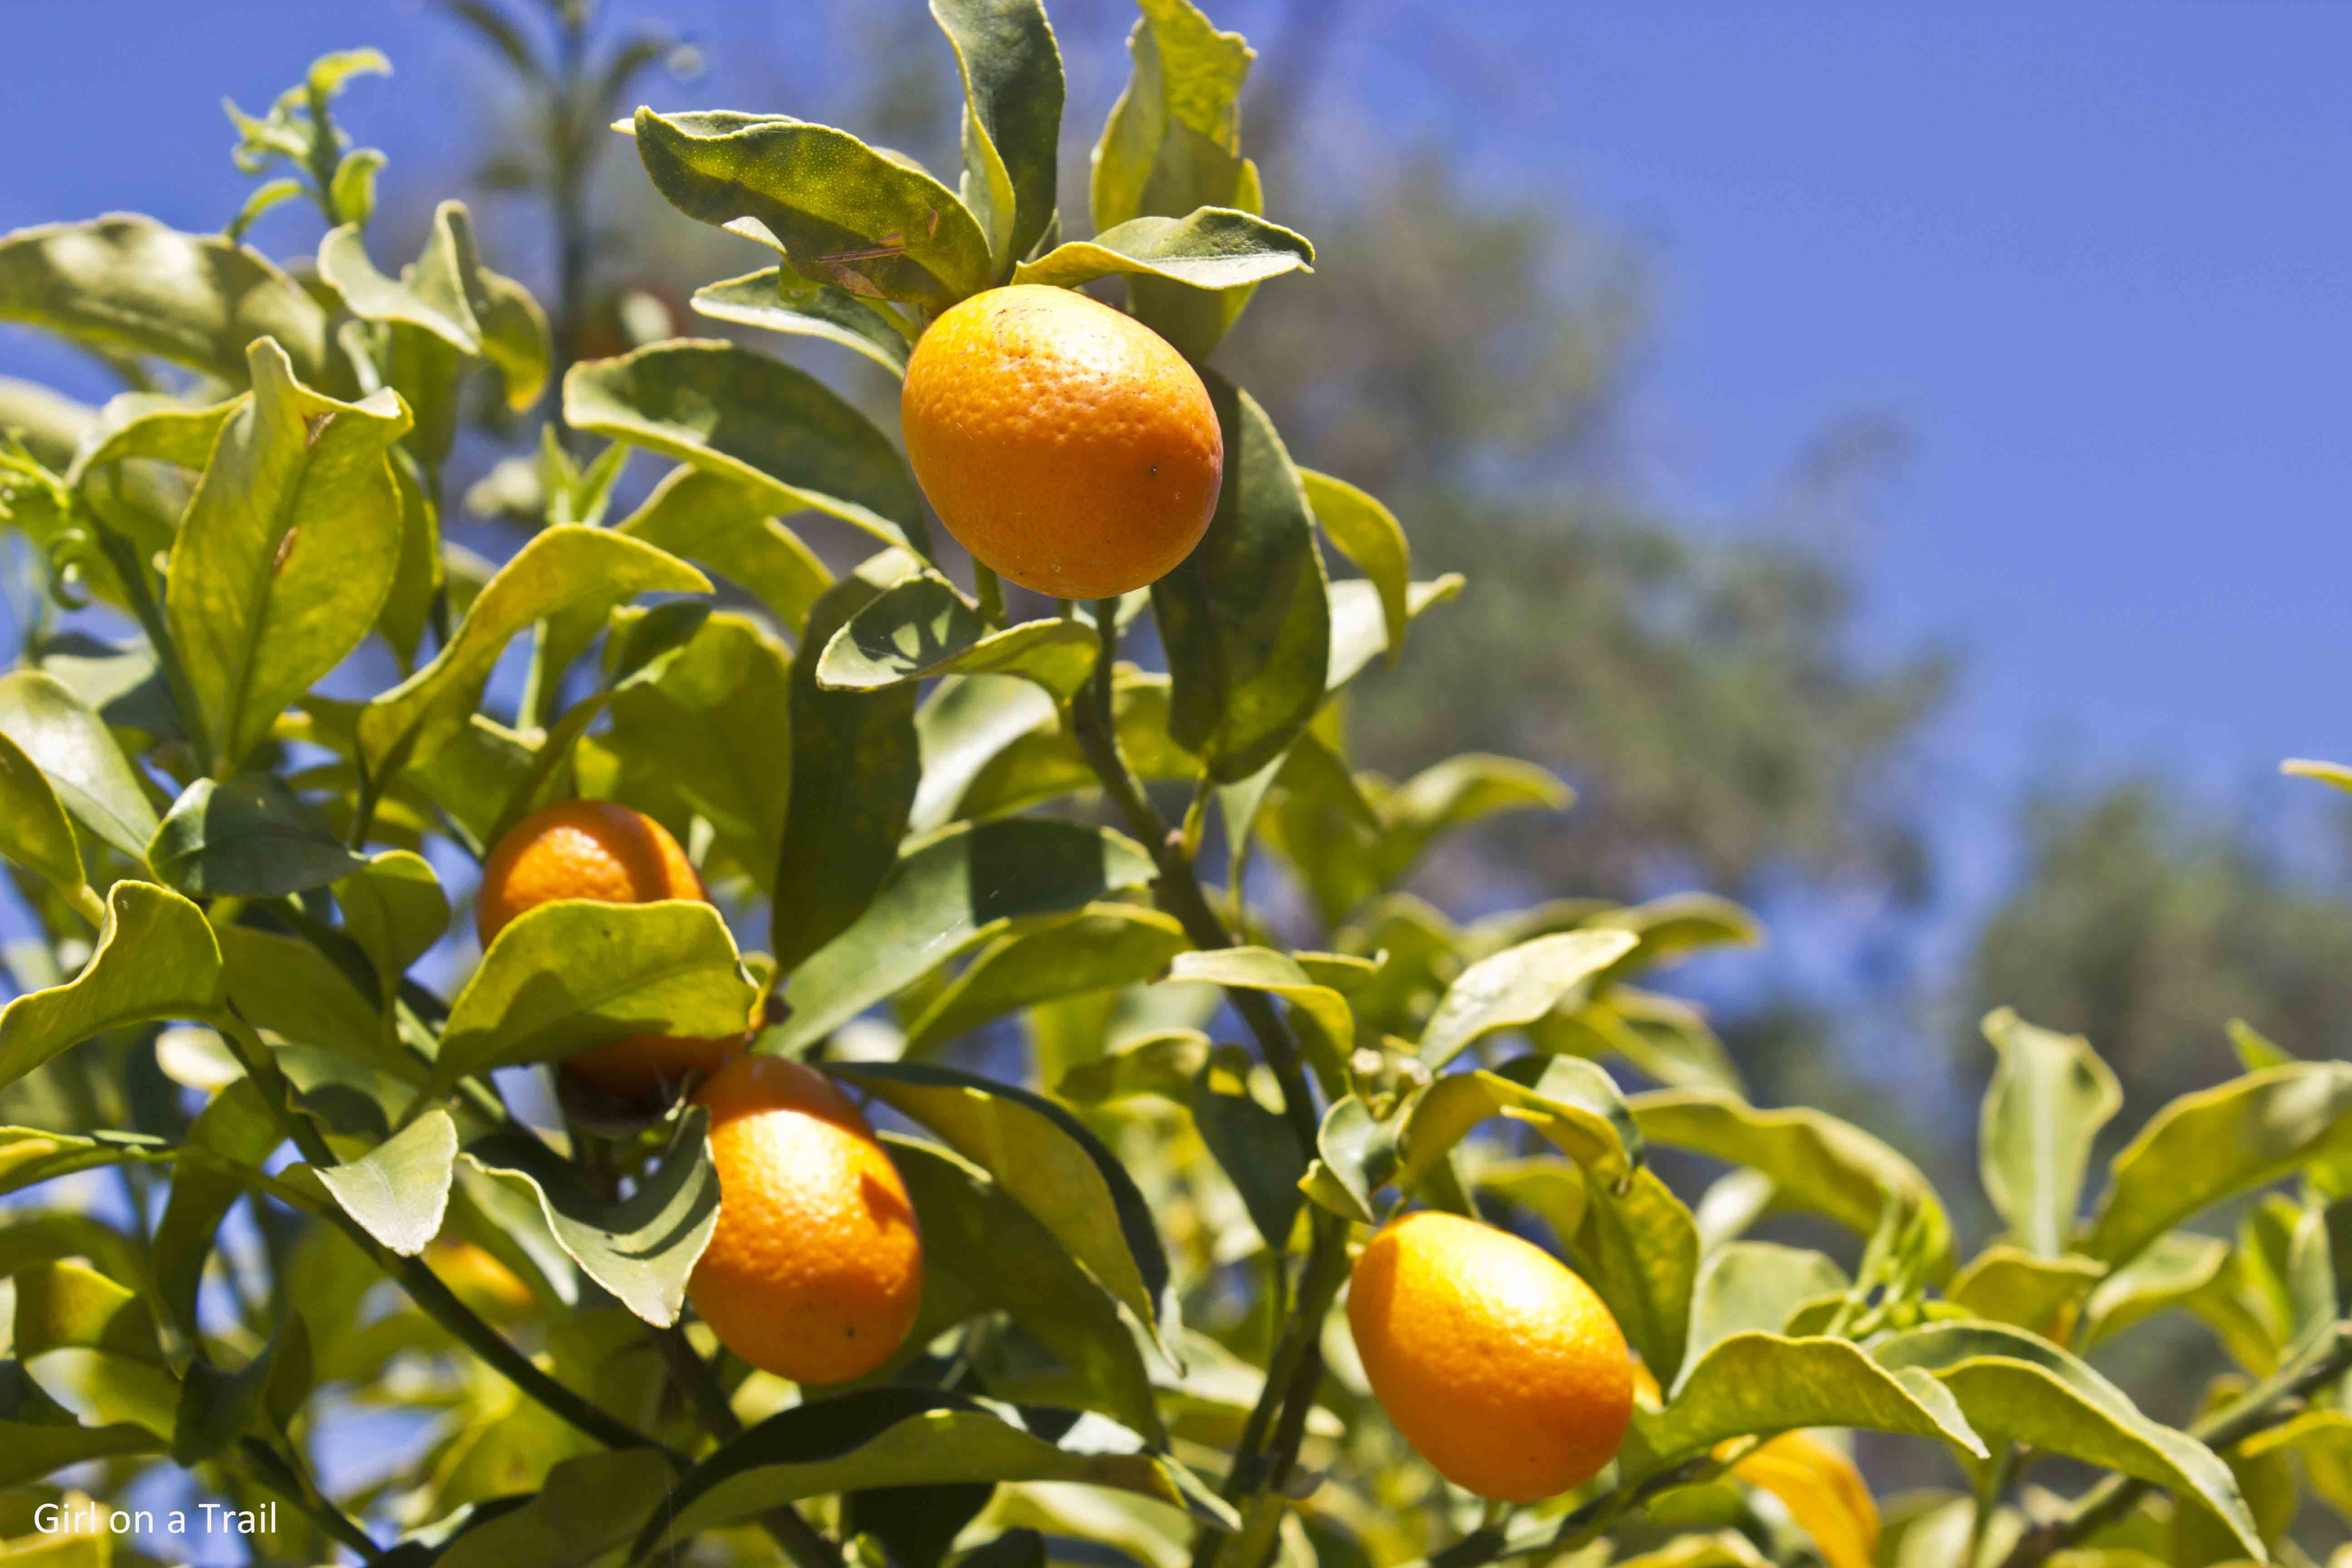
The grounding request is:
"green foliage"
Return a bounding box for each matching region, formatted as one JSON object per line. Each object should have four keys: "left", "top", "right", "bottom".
{"left": 0, "top": 11, "right": 2341, "bottom": 1568}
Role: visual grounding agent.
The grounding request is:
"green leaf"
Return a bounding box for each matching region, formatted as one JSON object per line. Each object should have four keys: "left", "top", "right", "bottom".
{"left": 1326, "top": 575, "right": 1463, "bottom": 694}
{"left": 1417, "top": 931, "right": 1638, "bottom": 1069}
{"left": 164, "top": 338, "right": 411, "bottom": 768}
{"left": 950, "top": 671, "right": 1197, "bottom": 821}
{"left": 772, "top": 819, "right": 1153, "bottom": 1053}
{"left": 1633, "top": 1089, "right": 1958, "bottom": 1282}
{"left": 0, "top": 1359, "right": 159, "bottom": 1486}
{"left": 1056, "top": 1029, "right": 1211, "bottom": 1106}
{"left": 1015, "top": 208, "right": 1311, "bottom": 293}
{"left": 1299, "top": 469, "right": 1409, "bottom": 665}
{"left": 1686, "top": 1242, "right": 1849, "bottom": 1375}
{"left": 1091, "top": 2, "right": 1250, "bottom": 234}
{"left": 1190, "top": 1044, "right": 1304, "bottom": 1250}
{"left": 932, "top": 0, "right": 1065, "bottom": 271}
{"left": 1979, "top": 1007, "right": 2121, "bottom": 1257}
{"left": 1152, "top": 375, "right": 1329, "bottom": 783}
{"left": 148, "top": 774, "right": 366, "bottom": 897}
{"left": 819, "top": 575, "right": 1098, "bottom": 700}
{"left": 63, "top": 390, "right": 241, "bottom": 486}
{"left": 691, "top": 269, "right": 912, "bottom": 377}
{"left": 632, "top": 1390, "right": 1230, "bottom": 1560}
{"left": 911, "top": 675, "right": 1058, "bottom": 833}
{"left": 2080, "top": 1232, "right": 2228, "bottom": 1349}
{"left": 333, "top": 850, "right": 448, "bottom": 997}
{"left": 463, "top": 1110, "right": 719, "bottom": 1328}
{"left": 1394, "top": 1056, "right": 1641, "bottom": 1195}
{"left": 379, "top": 449, "right": 443, "bottom": 671}
{"left": 305, "top": 1109, "right": 457, "bottom": 1257}
{"left": 0, "top": 1127, "right": 176, "bottom": 1202}
{"left": 323, "top": 202, "right": 545, "bottom": 413}
{"left": 771, "top": 557, "right": 926, "bottom": 969}
{"left": 832, "top": 1059, "right": 1181, "bottom": 1361}
{"left": 1635, "top": 1332, "right": 1986, "bottom": 1475}
{"left": 152, "top": 1078, "right": 280, "bottom": 1346}
{"left": 0, "top": 728, "right": 85, "bottom": 908}
{"left": 567, "top": 339, "right": 929, "bottom": 554}
{"left": 1872, "top": 1322, "right": 2262, "bottom": 1558}
{"left": 2080, "top": 1062, "right": 2352, "bottom": 1267}
{"left": 0, "top": 216, "right": 332, "bottom": 385}
{"left": 11, "top": 1261, "right": 178, "bottom": 1438}
{"left": 172, "top": 1316, "right": 296, "bottom": 1466}
{"left": 612, "top": 466, "right": 833, "bottom": 642}
{"left": 1089, "top": 0, "right": 1261, "bottom": 357}
{"left": 0, "top": 669, "right": 159, "bottom": 866}
{"left": 1298, "top": 1095, "right": 1396, "bottom": 1226}
{"left": 434, "top": 902, "right": 756, "bottom": 1087}
{"left": 331, "top": 148, "right": 387, "bottom": 229}
{"left": 1945, "top": 1245, "right": 2104, "bottom": 1335}
{"left": 436, "top": 1448, "right": 681, "bottom": 1568}
{"left": 903, "top": 905, "right": 1188, "bottom": 1054}
{"left": 357, "top": 525, "right": 710, "bottom": 778}
{"left": 218, "top": 924, "right": 416, "bottom": 1083}
{"left": 1166, "top": 946, "right": 1352, "bottom": 1063}
{"left": 631, "top": 108, "right": 994, "bottom": 308}
{"left": 593, "top": 620, "right": 793, "bottom": 879}
{"left": 0, "top": 883, "right": 225, "bottom": 1092}
{"left": 891, "top": 1135, "right": 1162, "bottom": 1441}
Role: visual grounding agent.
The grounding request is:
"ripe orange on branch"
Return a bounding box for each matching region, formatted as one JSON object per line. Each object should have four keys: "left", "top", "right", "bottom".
{"left": 689, "top": 1055, "right": 924, "bottom": 1385}
{"left": 900, "top": 284, "right": 1224, "bottom": 600}
{"left": 477, "top": 801, "right": 745, "bottom": 1099}
{"left": 1347, "top": 1210, "right": 1634, "bottom": 1503}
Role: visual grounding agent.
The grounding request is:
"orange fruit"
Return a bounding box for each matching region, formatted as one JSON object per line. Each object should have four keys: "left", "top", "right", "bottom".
{"left": 476, "top": 800, "right": 703, "bottom": 947}
{"left": 1347, "top": 1210, "right": 1633, "bottom": 1503}
{"left": 563, "top": 1015, "right": 757, "bottom": 1103}
{"left": 689, "top": 1055, "right": 923, "bottom": 1385}
{"left": 900, "top": 284, "right": 1224, "bottom": 600}
{"left": 479, "top": 802, "right": 733, "bottom": 1101}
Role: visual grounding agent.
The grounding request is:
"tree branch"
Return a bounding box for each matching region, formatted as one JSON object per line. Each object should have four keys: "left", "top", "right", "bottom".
{"left": 1067, "top": 599, "right": 1323, "bottom": 1159}
{"left": 651, "top": 1326, "right": 842, "bottom": 1568}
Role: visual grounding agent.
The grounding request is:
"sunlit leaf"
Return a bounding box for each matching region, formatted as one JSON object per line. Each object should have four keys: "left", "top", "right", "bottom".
{"left": 772, "top": 819, "right": 1154, "bottom": 1053}
{"left": 1635, "top": 1332, "right": 1985, "bottom": 1475}
{"left": 904, "top": 905, "right": 1188, "bottom": 1054}
{"left": 834, "top": 1059, "right": 1180, "bottom": 1361}
{"left": 1417, "top": 931, "right": 1637, "bottom": 1068}
{"left": 433, "top": 901, "right": 757, "bottom": 1086}
{"left": 631, "top": 108, "right": 993, "bottom": 307}
{"left": 1633, "top": 1089, "right": 1957, "bottom": 1283}
{"left": 0, "top": 883, "right": 224, "bottom": 1092}
{"left": 819, "top": 573, "right": 1098, "bottom": 701}
{"left": 567, "top": 339, "right": 929, "bottom": 554}
{"left": 463, "top": 1110, "right": 719, "bottom": 1327}
{"left": 1015, "top": 209, "right": 1311, "bottom": 293}
{"left": 358, "top": 525, "right": 709, "bottom": 778}
{"left": 0, "top": 670, "right": 157, "bottom": 868}
{"left": 2080, "top": 1061, "right": 2352, "bottom": 1267}
{"left": 0, "top": 215, "right": 333, "bottom": 385}
{"left": 691, "top": 268, "right": 913, "bottom": 377}
{"left": 933, "top": 0, "right": 1064, "bottom": 270}
{"left": 891, "top": 1135, "right": 1163, "bottom": 1441}
{"left": 1979, "top": 1008, "right": 2121, "bottom": 1258}
{"left": 1873, "top": 1322, "right": 2261, "bottom": 1558}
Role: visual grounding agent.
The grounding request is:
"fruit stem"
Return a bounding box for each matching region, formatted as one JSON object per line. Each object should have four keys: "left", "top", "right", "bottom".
{"left": 1068, "top": 597, "right": 1323, "bottom": 1163}
{"left": 1994, "top": 1317, "right": 2352, "bottom": 1568}
{"left": 973, "top": 560, "right": 1006, "bottom": 627}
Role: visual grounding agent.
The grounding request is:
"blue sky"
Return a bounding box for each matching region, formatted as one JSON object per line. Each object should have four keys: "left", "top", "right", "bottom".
{"left": 3, "top": 0, "right": 2347, "bottom": 928}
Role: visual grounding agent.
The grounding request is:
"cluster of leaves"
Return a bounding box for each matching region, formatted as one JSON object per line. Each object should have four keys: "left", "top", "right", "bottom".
{"left": 3, "top": 5, "right": 2352, "bottom": 1568}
